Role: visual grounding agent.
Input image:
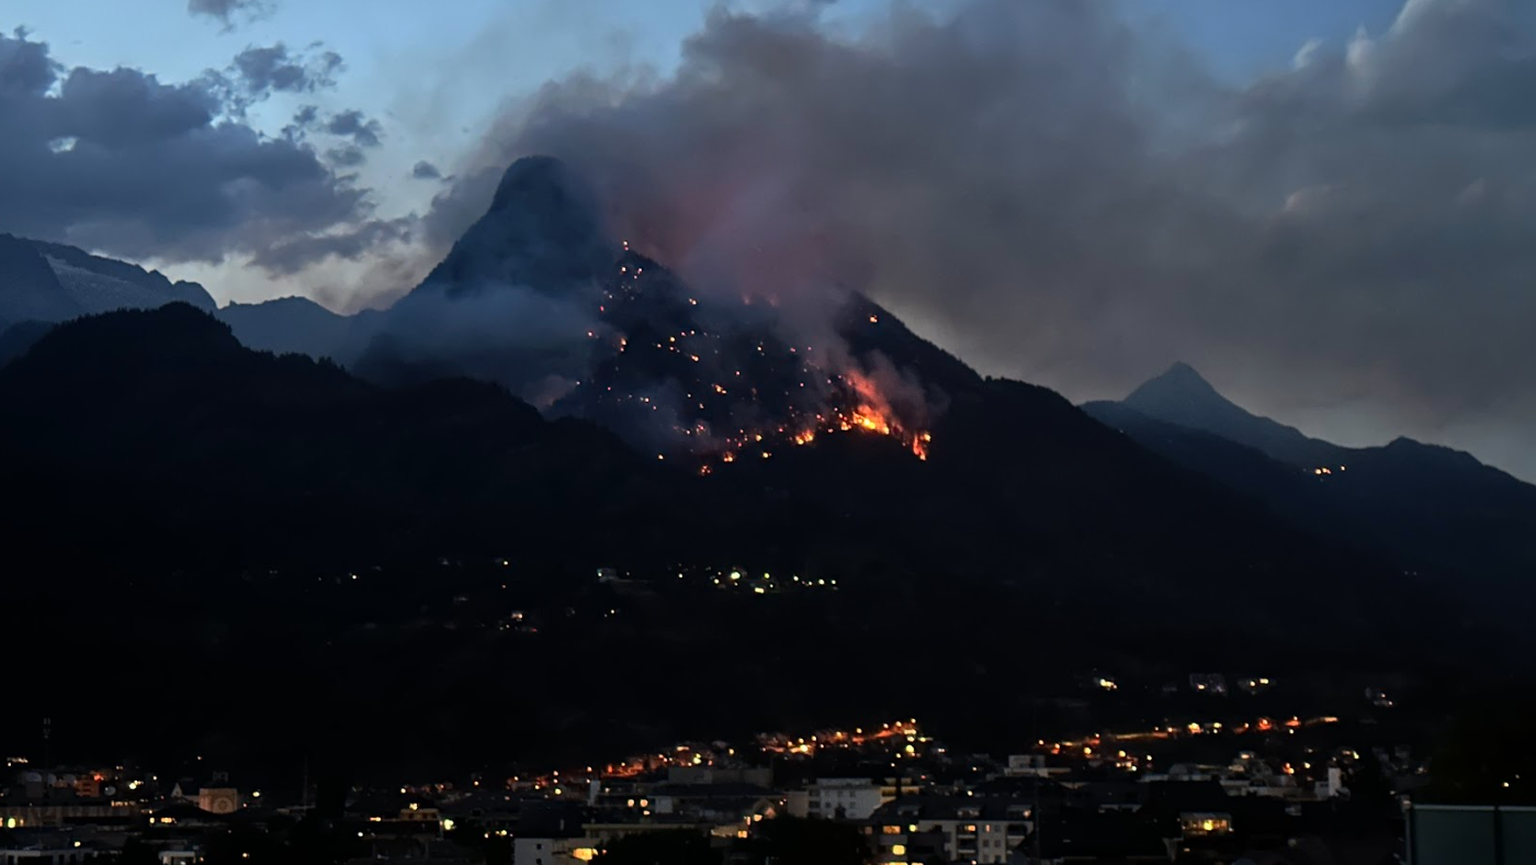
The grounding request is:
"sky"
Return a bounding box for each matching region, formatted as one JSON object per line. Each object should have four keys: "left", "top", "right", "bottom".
{"left": 3, "top": 0, "right": 1535, "bottom": 480}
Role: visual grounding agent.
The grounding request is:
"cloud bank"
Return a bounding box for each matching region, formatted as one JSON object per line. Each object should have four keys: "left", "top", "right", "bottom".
{"left": 0, "top": 28, "right": 403, "bottom": 275}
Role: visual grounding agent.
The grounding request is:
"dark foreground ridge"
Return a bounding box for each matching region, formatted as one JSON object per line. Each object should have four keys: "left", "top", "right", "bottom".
{"left": 0, "top": 159, "right": 1517, "bottom": 781}
{"left": 1085, "top": 363, "right": 1536, "bottom": 621}
{"left": 0, "top": 302, "right": 1482, "bottom": 775}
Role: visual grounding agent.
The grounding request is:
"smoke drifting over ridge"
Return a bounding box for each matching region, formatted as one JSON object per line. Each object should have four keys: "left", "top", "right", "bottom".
{"left": 413, "top": 0, "right": 1536, "bottom": 479}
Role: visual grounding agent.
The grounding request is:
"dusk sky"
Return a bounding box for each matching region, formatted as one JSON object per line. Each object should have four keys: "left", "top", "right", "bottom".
{"left": 4, "top": 0, "right": 1534, "bottom": 479}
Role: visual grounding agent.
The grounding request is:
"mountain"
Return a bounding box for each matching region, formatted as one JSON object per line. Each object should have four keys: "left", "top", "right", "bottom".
{"left": 412, "top": 154, "right": 614, "bottom": 301}
{"left": 1085, "top": 365, "right": 1536, "bottom": 614}
{"left": 0, "top": 302, "right": 700, "bottom": 588}
{"left": 0, "top": 158, "right": 1508, "bottom": 774}
{"left": 3, "top": 301, "right": 1485, "bottom": 776}
{"left": 188, "top": 157, "right": 986, "bottom": 458}
{"left": 1, "top": 303, "right": 1450, "bottom": 633}
{"left": 0, "top": 233, "right": 215, "bottom": 331}
{"left": 1120, "top": 362, "right": 1338, "bottom": 467}
{"left": 217, "top": 295, "right": 384, "bottom": 360}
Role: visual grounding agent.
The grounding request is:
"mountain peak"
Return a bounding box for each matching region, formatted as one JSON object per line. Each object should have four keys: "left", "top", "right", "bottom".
{"left": 1125, "top": 361, "right": 1227, "bottom": 409}
{"left": 410, "top": 155, "right": 614, "bottom": 301}
{"left": 1117, "top": 362, "right": 1338, "bottom": 467}
{"left": 489, "top": 155, "right": 586, "bottom": 214}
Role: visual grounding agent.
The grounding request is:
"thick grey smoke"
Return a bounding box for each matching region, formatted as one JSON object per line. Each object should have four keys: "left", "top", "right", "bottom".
{"left": 417, "top": 0, "right": 1536, "bottom": 479}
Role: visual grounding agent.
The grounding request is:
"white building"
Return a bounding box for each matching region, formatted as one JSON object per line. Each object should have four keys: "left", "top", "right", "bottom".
{"left": 786, "top": 778, "right": 890, "bottom": 821}
{"left": 512, "top": 836, "right": 598, "bottom": 865}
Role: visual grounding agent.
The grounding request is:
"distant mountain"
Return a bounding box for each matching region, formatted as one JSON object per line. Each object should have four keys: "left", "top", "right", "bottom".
{"left": 1086, "top": 365, "right": 1536, "bottom": 612}
{"left": 217, "top": 295, "right": 384, "bottom": 361}
{"left": 0, "top": 233, "right": 215, "bottom": 331}
{"left": 1120, "top": 363, "right": 1338, "bottom": 467}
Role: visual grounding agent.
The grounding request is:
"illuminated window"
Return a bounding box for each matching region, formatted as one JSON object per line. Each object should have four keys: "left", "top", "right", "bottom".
{"left": 1182, "top": 814, "right": 1232, "bottom": 836}
{"left": 891, "top": 844, "right": 907, "bottom": 856}
{"left": 883, "top": 825, "right": 902, "bottom": 835}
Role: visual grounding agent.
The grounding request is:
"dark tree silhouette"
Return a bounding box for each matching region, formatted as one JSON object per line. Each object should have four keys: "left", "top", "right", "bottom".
{"left": 597, "top": 829, "right": 721, "bottom": 865}
{"left": 745, "top": 817, "right": 870, "bottom": 865}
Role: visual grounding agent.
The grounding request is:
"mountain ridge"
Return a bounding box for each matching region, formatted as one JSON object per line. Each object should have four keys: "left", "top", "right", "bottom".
{"left": 1119, "top": 362, "right": 1341, "bottom": 468}
{"left": 1085, "top": 363, "right": 1536, "bottom": 616}
{"left": 0, "top": 232, "right": 215, "bottom": 330}
{"left": 4, "top": 298, "right": 1471, "bottom": 724}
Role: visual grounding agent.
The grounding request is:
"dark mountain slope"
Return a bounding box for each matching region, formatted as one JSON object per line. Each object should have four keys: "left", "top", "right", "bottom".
{"left": 0, "top": 232, "right": 214, "bottom": 326}
{"left": 412, "top": 155, "right": 614, "bottom": 301}
{"left": 0, "top": 233, "right": 80, "bottom": 323}
{"left": 1086, "top": 367, "right": 1536, "bottom": 611}
{"left": 0, "top": 303, "right": 1453, "bottom": 654}
{"left": 0, "top": 318, "right": 53, "bottom": 366}
{"left": 0, "top": 279, "right": 1499, "bottom": 780}
{"left": 0, "top": 303, "right": 665, "bottom": 566}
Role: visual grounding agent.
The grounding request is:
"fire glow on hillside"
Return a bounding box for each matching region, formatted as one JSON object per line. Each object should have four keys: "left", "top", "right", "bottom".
{"left": 586, "top": 245, "right": 933, "bottom": 471}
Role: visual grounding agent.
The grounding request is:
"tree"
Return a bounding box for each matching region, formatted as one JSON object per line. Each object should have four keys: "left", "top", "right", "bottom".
{"left": 114, "top": 840, "right": 160, "bottom": 865}
{"left": 745, "top": 817, "right": 870, "bottom": 865}
{"left": 597, "top": 830, "right": 721, "bottom": 865}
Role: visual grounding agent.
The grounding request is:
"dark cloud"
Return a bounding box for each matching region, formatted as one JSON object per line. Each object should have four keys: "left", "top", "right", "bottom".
{"left": 326, "top": 145, "right": 367, "bottom": 167}
{"left": 324, "top": 109, "right": 383, "bottom": 148}
{"left": 56, "top": 67, "right": 221, "bottom": 145}
{"left": 0, "top": 26, "right": 56, "bottom": 95}
{"left": 253, "top": 217, "right": 417, "bottom": 275}
{"left": 411, "top": 160, "right": 443, "bottom": 180}
{"left": 230, "top": 43, "right": 344, "bottom": 101}
{"left": 0, "top": 30, "right": 378, "bottom": 274}
{"left": 416, "top": 0, "right": 1536, "bottom": 478}
{"left": 188, "top": 0, "right": 275, "bottom": 28}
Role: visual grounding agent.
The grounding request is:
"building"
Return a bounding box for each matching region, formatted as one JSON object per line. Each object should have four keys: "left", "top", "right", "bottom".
{"left": 511, "top": 836, "right": 598, "bottom": 865}
{"left": 787, "top": 778, "right": 888, "bottom": 821}
{"left": 0, "top": 850, "right": 100, "bottom": 865}
{"left": 647, "top": 783, "right": 776, "bottom": 822}
{"left": 0, "top": 803, "right": 139, "bottom": 830}
{"left": 868, "top": 796, "right": 1033, "bottom": 865}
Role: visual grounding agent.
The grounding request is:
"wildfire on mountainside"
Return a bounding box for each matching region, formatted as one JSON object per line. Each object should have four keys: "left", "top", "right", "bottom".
{"left": 580, "top": 244, "right": 934, "bottom": 471}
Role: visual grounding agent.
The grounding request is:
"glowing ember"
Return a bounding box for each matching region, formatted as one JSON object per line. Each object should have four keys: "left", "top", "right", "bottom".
{"left": 593, "top": 242, "right": 933, "bottom": 472}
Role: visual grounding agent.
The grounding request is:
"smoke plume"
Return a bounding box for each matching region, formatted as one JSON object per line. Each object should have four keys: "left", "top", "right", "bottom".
{"left": 412, "top": 0, "right": 1536, "bottom": 479}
